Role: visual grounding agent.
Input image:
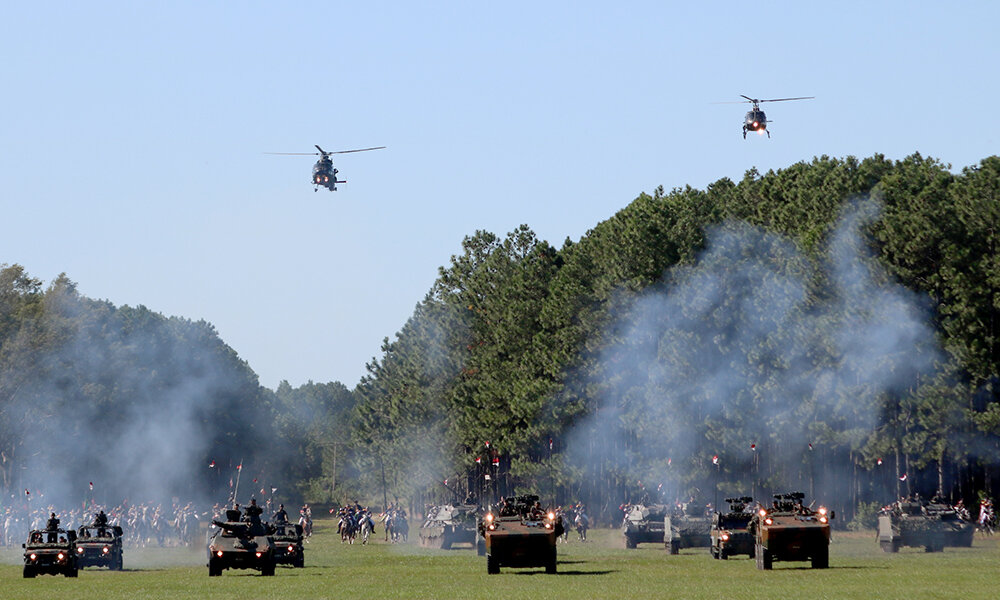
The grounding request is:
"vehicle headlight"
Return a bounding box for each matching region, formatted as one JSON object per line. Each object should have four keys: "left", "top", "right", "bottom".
{"left": 759, "top": 509, "right": 767, "bottom": 517}
{"left": 547, "top": 512, "right": 555, "bottom": 520}
{"left": 288, "top": 545, "right": 295, "bottom": 553}
{"left": 720, "top": 532, "right": 730, "bottom": 541}
{"left": 818, "top": 507, "right": 828, "bottom": 516}
{"left": 57, "top": 552, "right": 66, "bottom": 561}
{"left": 255, "top": 552, "right": 263, "bottom": 558}
{"left": 29, "top": 553, "right": 37, "bottom": 561}
{"left": 486, "top": 513, "right": 494, "bottom": 523}
{"left": 216, "top": 550, "right": 224, "bottom": 558}
{"left": 764, "top": 518, "right": 773, "bottom": 525}
{"left": 103, "top": 546, "right": 110, "bottom": 554}
{"left": 820, "top": 517, "right": 828, "bottom": 524}
{"left": 544, "top": 523, "right": 552, "bottom": 529}
{"left": 488, "top": 524, "right": 495, "bottom": 531}
{"left": 77, "top": 547, "right": 85, "bottom": 554}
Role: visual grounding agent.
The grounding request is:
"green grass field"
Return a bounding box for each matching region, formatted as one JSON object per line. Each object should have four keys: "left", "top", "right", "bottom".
{"left": 2, "top": 522, "right": 998, "bottom": 599}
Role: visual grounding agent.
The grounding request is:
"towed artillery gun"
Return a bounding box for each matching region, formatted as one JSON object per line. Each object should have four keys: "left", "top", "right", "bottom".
{"left": 420, "top": 503, "right": 480, "bottom": 549}
{"left": 480, "top": 494, "right": 563, "bottom": 574}
{"left": 207, "top": 507, "right": 276, "bottom": 576}
{"left": 750, "top": 492, "right": 833, "bottom": 569}
{"left": 622, "top": 504, "right": 669, "bottom": 548}
{"left": 710, "top": 496, "right": 755, "bottom": 559}
{"left": 878, "top": 497, "right": 974, "bottom": 553}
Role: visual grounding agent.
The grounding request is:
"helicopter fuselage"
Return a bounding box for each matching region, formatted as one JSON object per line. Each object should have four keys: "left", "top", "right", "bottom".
{"left": 312, "top": 159, "right": 345, "bottom": 192}
{"left": 743, "top": 109, "right": 768, "bottom": 137}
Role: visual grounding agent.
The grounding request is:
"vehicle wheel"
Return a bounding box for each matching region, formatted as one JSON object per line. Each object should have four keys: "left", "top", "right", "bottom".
{"left": 545, "top": 552, "right": 557, "bottom": 574}
{"left": 66, "top": 567, "right": 79, "bottom": 578}
{"left": 720, "top": 549, "right": 728, "bottom": 560}
{"left": 23, "top": 566, "right": 36, "bottom": 578}
{"left": 294, "top": 556, "right": 304, "bottom": 568}
{"left": 487, "top": 555, "right": 500, "bottom": 574}
{"left": 477, "top": 539, "right": 486, "bottom": 556}
{"left": 261, "top": 560, "right": 276, "bottom": 576}
{"left": 441, "top": 539, "right": 452, "bottom": 550}
{"left": 668, "top": 540, "right": 680, "bottom": 555}
{"left": 625, "top": 535, "right": 636, "bottom": 549}
{"left": 880, "top": 540, "right": 896, "bottom": 553}
{"left": 812, "top": 546, "right": 829, "bottom": 569}
{"left": 208, "top": 558, "right": 222, "bottom": 576}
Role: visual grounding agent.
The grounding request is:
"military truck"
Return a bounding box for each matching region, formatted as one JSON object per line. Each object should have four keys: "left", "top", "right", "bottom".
{"left": 481, "top": 494, "right": 562, "bottom": 574}
{"left": 420, "top": 503, "right": 480, "bottom": 549}
{"left": 23, "top": 527, "right": 78, "bottom": 578}
{"left": 750, "top": 492, "right": 833, "bottom": 570}
{"left": 270, "top": 521, "right": 304, "bottom": 567}
{"left": 75, "top": 524, "right": 124, "bottom": 570}
{"left": 710, "top": 497, "right": 755, "bottom": 559}
{"left": 878, "top": 498, "right": 974, "bottom": 553}
{"left": 207, "top": 507, "right": 276, "bottom": 576}
{"left": 622, "top": 504, "right": 668, "bottom": 548}
{"left": 665, "top": 501, "right": 712, "bottom": 554}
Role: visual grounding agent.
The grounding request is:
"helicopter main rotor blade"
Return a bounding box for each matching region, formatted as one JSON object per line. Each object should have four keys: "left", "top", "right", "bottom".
{"left": 740, "top": 94, "right": 757, "bottom": 102}
{"left": 263, "top": 152, "right": 321, "bottom": 155}
{"left": 758, "top": 96, "right": 815, "bottom": 103}
{"left": 329, "top": 146, "right": 386, "bottom": 154}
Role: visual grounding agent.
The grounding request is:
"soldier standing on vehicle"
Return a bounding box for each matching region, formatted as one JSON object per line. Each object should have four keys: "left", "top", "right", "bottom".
{"left": 46, "top": 513, "right": 60, "bottom": 530}
{"left": 245, "top": 498, "right": 263, "bottom": 526}
{"left": 273, "top": 504, "right": 288, "bottom": 524}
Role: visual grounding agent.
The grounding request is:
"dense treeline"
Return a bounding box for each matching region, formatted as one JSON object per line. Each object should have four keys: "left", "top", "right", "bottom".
{"left": 0, "top": 269, "right": 358, "bottom": 507}
{"left": 2, "top": 153, "right": 998, "bottom": 525}
{"left": 354, "top": 153, "right": 1000, "bottom": 523}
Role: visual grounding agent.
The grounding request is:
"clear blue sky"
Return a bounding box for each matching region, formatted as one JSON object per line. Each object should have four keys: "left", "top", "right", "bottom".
{"left": 2, "top": 1, "right": 997, "bottom": 389}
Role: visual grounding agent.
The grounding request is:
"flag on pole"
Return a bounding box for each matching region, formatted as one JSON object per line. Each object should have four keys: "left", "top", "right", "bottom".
{"left": 667, "top": 458, "right": 672, "bottom": 466}
{"left": 492, "top": 457, "right": 500, "bottom": 466}
{"left": 900, "top": 474, "right": 907, "bottom": 481}
{"left": 750, "top": 443, "right": 756, "bottom": 451}
{"left": 89, "top": 482, "right": 94, "bottom": 491}
{"left": 237, "top": 463, "right": 242, "bottom": 471}
{"left": 549, "top": 438, "right": 553, "bottom": 451}
{"left": 209, "top": 460, "right": 216, "bottom": 468}
{"left": 475, "top": 456, "right": 482, "bottom": 464}
{"left": 253, "top": 478, "right": 258, "bottom": 483}
{"left": 808, "top": 443, "right": 814, "bottom": 451}
{"left": 229, "top": 478, "right": 234, "bottom": 488}
{"left": 25, "top": 489, "right": 30, "bottom": 497}
{"left": 271, "top": 487, "right": 278, "bottom": 494}
{"left": 877, "top": 458, "right": 883, "bottom": 466}
{"left": 712, "top": 455, "right": 719, "bottom": 465}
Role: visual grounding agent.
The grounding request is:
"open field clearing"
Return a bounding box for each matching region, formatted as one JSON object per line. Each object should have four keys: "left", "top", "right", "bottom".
{"left": 2, "top": 522, "right": 999, "bottom": 599}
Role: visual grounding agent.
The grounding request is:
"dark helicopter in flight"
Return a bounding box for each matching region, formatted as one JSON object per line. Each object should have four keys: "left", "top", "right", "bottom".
{"left": 266, "top": 144, "right": 385, "bottom": 191}
{"left": 719, "top": 95, "right": 814, "bottom": 138}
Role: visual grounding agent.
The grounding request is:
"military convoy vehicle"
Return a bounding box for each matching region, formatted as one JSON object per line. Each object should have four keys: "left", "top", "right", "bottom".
{"left": 878, "top": 498, "right": 974, "bottom": 553}
{"left": 207, "top": 507, "right": 276, "bottom": 576}
{"left": 622, "top": 504, "right": 669, "bottom": 549}
{"left": 750, "top": 492, "right": 833, "bottom": 570}
{"left": 75, "top": 524, "right": 124, "bottom": 570}
{"left": 665, "top": 501, "right": 712, "bottom": 554}
{"left": 23, "top": 527, "right": 79, "bottom": 578}
{"left": 270, "top": 521, "right": 305, "bottom": 567}
{"left": 710, "top": 497, "right": 755, "bottom": 559}
{"left": 420, "top": 503, "right": 480, "bottom": 549}
{"left": 480, "top": 494, "right": 562, "bottom": 574}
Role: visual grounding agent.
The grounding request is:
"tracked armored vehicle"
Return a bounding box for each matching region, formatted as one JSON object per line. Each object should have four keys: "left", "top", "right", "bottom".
{"left": 420, "top": 503, "right": 480, "bottom": 549}
{"left": 23, "top": 527, "right": 78, "bottom": 578}
{"left": 711, "top": 497, "right": 755, "bottom": 559}
{"left": 481, "top": 494, "right": 562, "bottom": 574}
{"left": 622, "top": 504, "right": 668, "bottom": 548}
{"left": 878, "top": 498, "right": 974, "bottom": 553}
{"left": 75, "top": 525, "right": 124, "bottom": 570}
{"left": 751, "top": 492, "right": 833, "bottom": 570}
{"left": 665, "top": 501, "right": 712, "bottom": 554}
{"left": 207, "top": 507, "right": 276, "bottom": 576}
{"left": 270, "top": 521, "right": 305, "bottom": 567}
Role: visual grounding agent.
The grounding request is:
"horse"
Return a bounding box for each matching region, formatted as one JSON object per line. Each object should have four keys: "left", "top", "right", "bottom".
{"left": 574, "top": 512, "right": 589, "bottom": 542}
{"left": 299, "top": 514, "right": 313, "bottom": 539}
{"left": 360, "top": 514, "right": 375, "bottom": 545}
{"left": 385, "top": 511, "right": 408, "bottom": 543}
{"left": 339, "top": 514, "right": 358, "bottom": 544}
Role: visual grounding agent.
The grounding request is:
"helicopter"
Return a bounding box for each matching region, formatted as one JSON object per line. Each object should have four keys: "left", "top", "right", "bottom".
{"left": 266, "top": 144, "right": 385, "bottom": 191}
{"left": 718, "top": 95, "right": 814, "bottom": 138}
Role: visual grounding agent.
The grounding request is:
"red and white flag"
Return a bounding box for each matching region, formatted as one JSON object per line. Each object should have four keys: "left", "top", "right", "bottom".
{"left": 89, "top": 482, "right": 94, "bottom": 491}
{"left": 712, "top": 455, "right": 719, "bottom": 465}
{"left": 899, "top": 474, "right": 907, "bottom": 481}
{"left": 877, "top": 458, "right": 883, "bottom": 466}
{"left": 475, "top": 456, "right": 482, "bottom": 464}
{"left": 209, "top": 460, "right": 216, "bottom": 468}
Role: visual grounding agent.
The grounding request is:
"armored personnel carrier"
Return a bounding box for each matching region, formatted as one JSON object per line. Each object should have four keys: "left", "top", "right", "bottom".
{"left": 75, "top": 524, "right": 124, "bottom": 570}
{"left": 665, "top": 501, "right": 712, "bottom": 554}
{"left": 710, "top": 497, "right": 755, "bottom": 559}
{"left": 750, "top": 492, "right": 833, "bottom": 569}
{"left": 270, "top": 521, "right": 305, "bottom": 567}
{"left": 22, "top": 527, "right": 78, "bottom": 578}
{"left": 420, "top": 503, "right": 480, "bottom": 549}
{"left": 878, "top": 498, "right": 974, "bottom": 553}
{"left": 481, "top": 494, "right": 562, "bottom": 574}
{"left": 622, "top": 504, "right": 668, "bottom": 548}
{"left": 207, "top": 507, "right": 276, "bottom": 576}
